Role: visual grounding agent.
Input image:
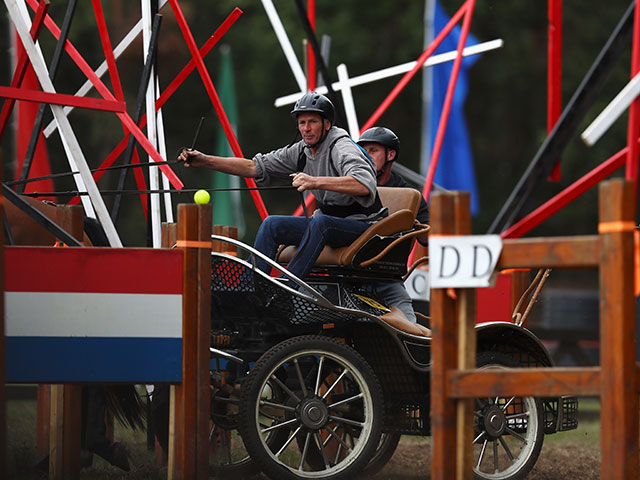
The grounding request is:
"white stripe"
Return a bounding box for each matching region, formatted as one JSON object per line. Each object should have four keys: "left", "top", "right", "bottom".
{"left": 6, "top": 292, "right": 182, "bottom": 338}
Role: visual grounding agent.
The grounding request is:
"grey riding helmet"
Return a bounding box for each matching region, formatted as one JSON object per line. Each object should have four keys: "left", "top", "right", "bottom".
{"left": 291, "top": 92, "right": 335, "bottom": 124}
{"left": 357, "top": 126, "right": 400, "bottom": 159}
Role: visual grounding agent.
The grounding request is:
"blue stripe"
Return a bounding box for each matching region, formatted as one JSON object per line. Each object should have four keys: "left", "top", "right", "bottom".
{"left": 6, "top": 337, "right": 182, "bottom": 383}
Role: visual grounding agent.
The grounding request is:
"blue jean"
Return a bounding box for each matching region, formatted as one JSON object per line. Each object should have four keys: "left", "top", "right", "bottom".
{"left": 253, "top": 214, "right": 370, "bottom": 281}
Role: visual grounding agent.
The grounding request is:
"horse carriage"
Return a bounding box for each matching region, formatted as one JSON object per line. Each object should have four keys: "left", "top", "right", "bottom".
{"left": 205, "top": 186, "right": 579, "bottom": 480}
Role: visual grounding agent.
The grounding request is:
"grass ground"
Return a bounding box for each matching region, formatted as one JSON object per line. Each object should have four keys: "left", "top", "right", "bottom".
{"left": 5, "top": 393, "right": 603, "bottom": 479}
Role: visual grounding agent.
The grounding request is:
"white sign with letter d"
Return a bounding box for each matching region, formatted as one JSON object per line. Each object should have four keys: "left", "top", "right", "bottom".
{"left": 429, "top": 235, "right": 503, "bottom": 289}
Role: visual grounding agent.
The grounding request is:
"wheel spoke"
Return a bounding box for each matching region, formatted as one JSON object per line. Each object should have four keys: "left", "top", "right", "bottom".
{"left": 213, "top": 395, "right": 239, "bottom": 405}
{"left": 329, "top": 414, "right": 364, "bottom": 429}
{"left": 260, "top": 399, "right": 296, "bottom": 413}
{"left": 332, "top": 428, "right": 347, "bottom": 464}
{"left": 322, "top": 368, "right": 349, "bottom": 400}
{"left": 498, "top": 436, "right": 515, "bottom": 461}
{"left": 327, "top": 392, "right": 363, "bottom": 409}
{"left": 275, "top": 426, "right": 302, "bottom": 458}
{"left": 298, "top": 431, "right": 312, "bottom": 471}
{"left": 476, "top": 438, "right": 488, "bottom": 469}
{"left": 222, "top": 430, "right": 233, "bottom": 464}
{"left": 473, "top": 430, "right": 486, "bottom": 444}
{"left": 500, "top": 396, "right": 516, "bottom": 412}
{"left": 505, "top": 411, "right": 530, "bottom": 421}
{"left": 315, "top": 431, "right": 331, "bottom": 468}
{"left": 504, "top": 426, "right": 527, "bottom": 443}
{"left": 314, "top": 356, "right": 325, "bottom": 396}
{"left": 261, "top": 417, "right": 298, "bottom": 434}
{"left": 293, "top": 358, "right": 308, "bottom": 397}
{"left": 492, "top": 439, "right": 498, "bottom": 473}
{"left": 323, "top": 423, "right": 353, "bottom": 453}
{"left": 270, "top": 374, "right": 300, "bottom": 403}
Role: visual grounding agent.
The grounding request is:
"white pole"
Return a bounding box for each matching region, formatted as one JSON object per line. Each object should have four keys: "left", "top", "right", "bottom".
{"left": 261, "top": 0, "right": 307, "bottom": 93}
{"left": 274, "top": 39, "right": 503, "bottom": 107}
{"left": 12, "top": 0, "right": 95, "bottom": 220}
{"left": 336, "top": 64, "right": 360, "bottom": 139}
{"left": 156, "top": 76, "right": 174, "bottom": 223}
{"left": 42, "top": 0, "right": 168, "bottom": 139}
{"left": 6, "top": 0, "right": 122, "bottom": 246}
{"left": 141, "top": 1, "right": 161, "bottom": 248}
{"left": 582, "top": 71, "right": 640, "bottom": 146}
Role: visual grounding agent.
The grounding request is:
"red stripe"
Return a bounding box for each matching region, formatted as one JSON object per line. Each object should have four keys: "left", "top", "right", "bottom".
{"left": 6, "top": 247, "right": 183, "bottom": 294}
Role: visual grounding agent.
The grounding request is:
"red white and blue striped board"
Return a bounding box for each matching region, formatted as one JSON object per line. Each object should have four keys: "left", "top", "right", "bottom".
{"left": 5, "top": 246, "right": 183, "bottom": 383}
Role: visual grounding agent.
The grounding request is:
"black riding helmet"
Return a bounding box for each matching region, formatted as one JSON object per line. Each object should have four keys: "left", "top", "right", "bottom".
{"left": 291, "top": 92, "right": 335, "bottom": 124}
{"left": 358, "top": 126, "right": 400, "bottom": 177}
{"left": 358, "top": 126, "right": 400, "bottom": 157}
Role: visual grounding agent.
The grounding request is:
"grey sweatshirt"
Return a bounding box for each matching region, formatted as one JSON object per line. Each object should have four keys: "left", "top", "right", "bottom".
{"left": 253, "top": 127, "right": 385, "bottom": 220}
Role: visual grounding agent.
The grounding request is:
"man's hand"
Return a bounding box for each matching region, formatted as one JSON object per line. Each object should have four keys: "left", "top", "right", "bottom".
{"left": 290, "top": 172, "right": 316, "bottom": 192}
{"left": 177, "top": 148, "right": 206, "bottom": 168}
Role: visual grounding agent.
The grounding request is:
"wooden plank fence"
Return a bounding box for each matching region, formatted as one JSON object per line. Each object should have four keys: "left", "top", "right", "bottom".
{"left": 430, "top": 178, "right": 638, "bottom": 479}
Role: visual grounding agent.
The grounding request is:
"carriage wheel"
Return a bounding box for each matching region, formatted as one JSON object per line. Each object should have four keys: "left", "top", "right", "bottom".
{"left": 208, "top": 385, "right": 254, "bottom": 478}
{"left": 238, "top": 335, "right": 383, "bottom": 480}
{"left": 209, "top": 378, "right": 289, "bottom": 478}
{"left": 472, "top": 352, "right": 544, "bottom": 480}
{"left": 362, "top": 432, "right": 401, "bottom": 476}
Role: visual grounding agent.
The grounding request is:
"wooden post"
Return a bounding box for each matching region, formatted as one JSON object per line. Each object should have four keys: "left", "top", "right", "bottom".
{"left": 598, "top": 179, "right": 638, "bottom": 479}
{"left": 162, "top": 221, "right": 178, "bottom": 249}
{"left": 430, "top": 191, "right": 458, "bottom": 479}
{"left": 49, "top": 205, "right": 84, "bottom": 480}
{"left": 213, "top": 225, "right": 238, "bottom": 255}
{"left": 154, "top": 222, "right": 177, "bottom": 467}
{"left": 453, "top": 193, "right": 475, "bottom": 480}
{"left": 170, "top": 204, "right": 211, "bottom": 480}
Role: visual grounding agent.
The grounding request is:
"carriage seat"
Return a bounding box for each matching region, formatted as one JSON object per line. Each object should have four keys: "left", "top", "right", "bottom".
{"left": 277, "top": 187, "right": 425, "bottom": 268}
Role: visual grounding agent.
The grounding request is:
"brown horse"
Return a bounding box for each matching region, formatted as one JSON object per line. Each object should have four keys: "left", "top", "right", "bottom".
{"left": 3, "top": 195, "right": 96, "bottom": 246}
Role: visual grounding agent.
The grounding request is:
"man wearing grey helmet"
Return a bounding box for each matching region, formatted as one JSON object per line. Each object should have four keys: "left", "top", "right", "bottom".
{"left": 178, "top": 92, "right": 386, "bottom": 282}
{"left": 358, "top": 126, "right": 430, "bottom": 323}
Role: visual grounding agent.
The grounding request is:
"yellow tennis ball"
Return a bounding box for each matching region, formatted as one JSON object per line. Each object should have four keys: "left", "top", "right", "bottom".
{"left": 194, "top": 189, "right": 210, "bottom": 204}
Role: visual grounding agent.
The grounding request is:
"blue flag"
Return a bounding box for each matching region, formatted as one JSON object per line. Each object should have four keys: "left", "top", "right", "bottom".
{"left": 427, "top": 1, "right": 480, "bottom": 214}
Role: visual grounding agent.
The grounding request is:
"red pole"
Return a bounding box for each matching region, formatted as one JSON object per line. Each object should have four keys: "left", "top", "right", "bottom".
{"left": 67, "top": 9, "right": 244, "bottom": 207}
{"left": 626, "top": 0, "right": 640, "bottom": 199}
{"left": 502, "top": 145, "right": 628, "bottom": 239}
{"left": 91, "top": 0, "right": 148, "bottom": 214}
{"left": 547, "top": 0, "right": 562, "bottom": 181}
{"left": 422, "top": 0, "right": 475, "bottom": 204}
{"left": 307, "top": 0, "right": 316, "bottom": 91}
{"left": 360, "top": 1, "right": 468, "bottom": 134}
{"left": 169, "top": 0, "right": 269, "bottom": 220}
{"left": 0, "top": 0, "right": 49, "bottom": 141}
{"left": 25, "top": 0, "right": 183, "bottom": 189}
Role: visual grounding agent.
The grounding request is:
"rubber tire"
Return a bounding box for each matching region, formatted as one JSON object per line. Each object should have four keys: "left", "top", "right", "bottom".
{"left": 238, "top": 335, "right": 384, "bottom": 480}
{"left": 473, "top": 351, "right": 545, "bottom": 480}
{"left": 360, "top": 432, "right": 401, "bottom": 477}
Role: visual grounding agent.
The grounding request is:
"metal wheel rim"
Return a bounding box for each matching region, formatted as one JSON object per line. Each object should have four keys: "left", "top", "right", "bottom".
{"left": 252, "top": 347, "right": 377, "bottom": 478}
{"left": 472, "top": 365, "right": 541, "bottom": 479}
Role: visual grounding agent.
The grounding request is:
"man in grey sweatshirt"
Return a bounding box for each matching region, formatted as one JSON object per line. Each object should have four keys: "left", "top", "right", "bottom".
{"left": 178, "top": 92, "right": 385, "bottom": 282}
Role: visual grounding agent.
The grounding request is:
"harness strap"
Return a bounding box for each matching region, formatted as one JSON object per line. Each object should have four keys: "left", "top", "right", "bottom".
{"left": 296, "top": 135, "right": 380, "bottom": 218}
